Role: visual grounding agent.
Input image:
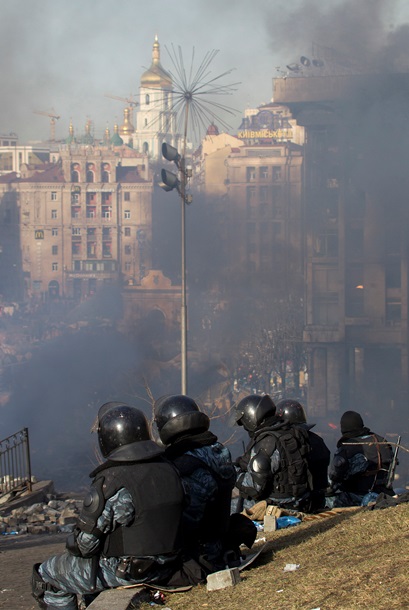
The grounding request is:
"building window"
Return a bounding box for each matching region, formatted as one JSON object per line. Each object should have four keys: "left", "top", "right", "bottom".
{"left": 386, "top": 262, "right": 401, "bottom": 289}
{"left": 71, "top": 193, "right": 79, "bottom": 204}
{"left": 272, "top": 166, "right": 282, "bottom": 181}
{"left": 124, "top": 192, "right": 130, "bottom": 202}
{"left": 125, "top": 262, "right": 131, "bottom": 271}
{"left": 52, "top": 245, "right": 58, "bottom": 255}
{"left": 345, "top": 265, "right": 364, "bottom": 317}
{"left": 145, "top": 94, "right": 150, "bottom": 105}
{"left": 259, "top": 166, "right": 268, "bottom": 179}
{"left": 52, "top": 228, "right": 58, "bottom": 236}
{"left": 313, "top": 230, "right": 338, "bottom": 257}
{"left": 72, "top": 227, "right": 81, "bottom": 236}
{"left": 52, "top": 262, "right": 58, "bottom": 271}
{"left": 124, "top": 245, "right": 132, "bottom": 255}
{"left": 246, "top": 186, "right": 256, "bottom": 204}
{"left": 246, "top": 166, "right": 256, "bottom": 182}
{"left": 51, "top": 209, "right": 57, "bottom": 219}
{"left": 87, "top": 243, "right": 97, "bottom": 258}
{"left": 271, "top": 185, "right": 282, "bottom": 204}
{"left": 51, "top": 192, "right": 57, "bottom": 201}
{"left": 386, "top": 298, "right": 401, "bottom": 325}
{"left": 124, "top": 227, "right": 131, "bottom": 237}
{"left": 313, "top": 296, "right": 339, "bottom": 325}
{"left": 124, "top": 210, "right": 131, "bottom": 219}
{"left": 259, "top": 186, "right": 268, "bottom": 203}
{"left": 72, "top": 241, "right": 81, "bottom": 256}
{"left": 103, "top": 243, "right": 112, "bottom": 258}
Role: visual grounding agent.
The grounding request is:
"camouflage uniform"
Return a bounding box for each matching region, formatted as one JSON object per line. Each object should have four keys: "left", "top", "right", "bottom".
{"left": 38, "top": 488, "right": 177, "bottom": 609}
{"left": 166, "top": 435, "right": 236, "bottom": 572}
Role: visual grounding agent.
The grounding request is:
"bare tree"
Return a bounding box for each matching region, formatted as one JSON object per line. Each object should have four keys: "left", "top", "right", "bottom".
{"left": 245, "top": 295, "right": 306, "bottom": 396}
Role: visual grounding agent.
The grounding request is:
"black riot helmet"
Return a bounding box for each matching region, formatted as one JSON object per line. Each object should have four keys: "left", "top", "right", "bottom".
{"left": 97, "top": 402, "right": 150, "bottom": 459}
{"left": 154, "top": 394, "right": 210, "bottom": 445}
{"left": 234, "top": 394, "right": 276, "bottom": 433}
{"left": 276, "top": 399, "right": 307, "bottom": 425}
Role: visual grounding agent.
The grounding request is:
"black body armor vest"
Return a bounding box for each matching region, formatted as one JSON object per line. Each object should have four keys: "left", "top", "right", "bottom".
{"left": 94, "top": 459, "right": 184, "bottom": 558}
{"left": 254, "top": 425, "right": 312, "bottom": 500}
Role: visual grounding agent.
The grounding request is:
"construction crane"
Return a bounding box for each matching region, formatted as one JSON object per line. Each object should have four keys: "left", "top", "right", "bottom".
{"left": 104, "top": 94, "right": 139, "bottom": 126}
{"left": 104, "top": 93, "right": 139, "bottom": 107}
{"left": 33, "top": 109, "right": 60, "bottom": 142}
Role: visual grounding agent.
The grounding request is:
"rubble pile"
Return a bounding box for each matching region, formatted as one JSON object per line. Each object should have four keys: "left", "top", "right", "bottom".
{"left": 0, "top": 498, "right": 82, "bottom": 535}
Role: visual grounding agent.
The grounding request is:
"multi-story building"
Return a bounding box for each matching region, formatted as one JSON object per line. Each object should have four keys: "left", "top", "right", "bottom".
{"left": 194, "top": 120, "right": 304, "bottom": 291}
{"left": 0, "top": 133, "right": 49, "bottom": 176}
{"left": 273, "top": 73, "right": 409, "bottom": 422}
{"left": 0, "top": 143, "right": 152, "bottom": 302}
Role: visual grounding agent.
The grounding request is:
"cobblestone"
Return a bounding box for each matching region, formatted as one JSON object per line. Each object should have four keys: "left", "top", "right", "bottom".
{"left": 0, "top": 532, "right": 66, "bottom": 609}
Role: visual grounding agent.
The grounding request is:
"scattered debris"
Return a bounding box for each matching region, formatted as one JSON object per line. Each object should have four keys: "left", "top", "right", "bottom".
{"left": 0, "top": 496, "right": 82, "bottom": 534}
{"left": 283, "top": 563, "right": 300, "bottom": 572}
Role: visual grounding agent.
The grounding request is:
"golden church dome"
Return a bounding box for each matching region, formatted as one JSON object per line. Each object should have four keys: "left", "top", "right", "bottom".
{"left": 141, "top": 35, "right": 172, "bottom": 89}
{"left": 119, "top": 107, "right": 134, "bottom": 136}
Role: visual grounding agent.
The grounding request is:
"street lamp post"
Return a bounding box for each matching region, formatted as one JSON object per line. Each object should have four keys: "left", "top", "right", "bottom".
{"left": 160, "top": 132, "right": 192, "bottom": 395}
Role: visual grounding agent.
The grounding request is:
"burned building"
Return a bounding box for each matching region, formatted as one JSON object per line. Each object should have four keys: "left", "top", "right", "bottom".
{"left": 274, "top": 73, "right": 409, "bottom": 423}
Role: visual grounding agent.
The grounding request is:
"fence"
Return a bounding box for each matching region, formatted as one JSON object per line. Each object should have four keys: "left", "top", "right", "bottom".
{"left": 0, "top": 428, "right": 32, "bottom": 498}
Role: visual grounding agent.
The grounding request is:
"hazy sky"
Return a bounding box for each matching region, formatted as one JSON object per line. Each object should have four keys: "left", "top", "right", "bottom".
{"left": 1, "top": 0, "right": 409, "bottom": 143}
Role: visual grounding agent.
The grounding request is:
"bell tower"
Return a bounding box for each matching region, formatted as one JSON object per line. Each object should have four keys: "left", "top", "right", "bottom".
{"left": 134, "top": 36, "right": 182, "bottom": 160}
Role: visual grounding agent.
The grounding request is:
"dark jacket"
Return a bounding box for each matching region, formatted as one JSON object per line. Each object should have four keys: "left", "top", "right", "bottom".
{"left": 303, "top": 425, "right": 331, "bottom": 491}
{"left": 329, "top": 428, "right": 393, "bottom": 495}
{"left": 236, "top": 416, "right": 312, "bottom": 506}
{"left": 165, "top": 430, "right": 236, "bottom": 563}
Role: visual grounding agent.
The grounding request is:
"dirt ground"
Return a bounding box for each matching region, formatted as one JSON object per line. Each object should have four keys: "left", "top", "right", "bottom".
{"left": 0, "top": 533, "right": 66, "bottom": 610}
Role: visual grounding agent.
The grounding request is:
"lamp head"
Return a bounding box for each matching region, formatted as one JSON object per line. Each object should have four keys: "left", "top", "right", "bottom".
{"left": 160, "top": 168, "right": 180, "bottom": 191}
{"left": 162, "top": 143, "right": 181, "bottom": 164}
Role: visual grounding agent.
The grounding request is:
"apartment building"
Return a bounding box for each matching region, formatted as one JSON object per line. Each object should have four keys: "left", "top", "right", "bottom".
{"left": 0, "top": 144, "right": 152, "bottom": 302}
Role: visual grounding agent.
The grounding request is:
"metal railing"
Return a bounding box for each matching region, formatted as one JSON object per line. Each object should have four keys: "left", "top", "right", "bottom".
{"left": 0, "top": 428, "right": 32, "bottom": 498}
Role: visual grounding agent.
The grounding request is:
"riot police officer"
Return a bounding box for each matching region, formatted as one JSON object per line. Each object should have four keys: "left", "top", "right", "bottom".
{"left": 32, "top": 402, "right": 184, "bottom": 610}
{"left": 327, "top": 410, "right": 394, "bottom": 507}
{"left": 153, "top": 394, "right": 243, "bottom": 580}
{"left": 234, "top": 394, "right": 312, "bottom": 512}
{"left": 276, "top": 398, "right": 330, "bottom": 511}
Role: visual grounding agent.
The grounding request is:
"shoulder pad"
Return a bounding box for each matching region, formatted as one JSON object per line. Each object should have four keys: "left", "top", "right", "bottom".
{"left": 251, "top": 452, "right": 271, "bottom": 474}
{"left": 78, "top": 476, "right": 105, "bottom": 535}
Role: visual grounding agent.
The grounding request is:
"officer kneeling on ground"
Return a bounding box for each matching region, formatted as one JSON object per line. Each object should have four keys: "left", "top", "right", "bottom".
{"left": 154, "top": 394, "right": 255, "bottom": 585}
{"left": 32, "top": 402, "right": 185, "bottom": 610}
{"left": 326, "top": 410, "right": 394, "bottom": 508}
{"left": 233, "top": 394, "right": 312, "bottom": 513}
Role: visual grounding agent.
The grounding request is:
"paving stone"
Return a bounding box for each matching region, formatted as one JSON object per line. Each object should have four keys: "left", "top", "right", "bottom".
{"left": 206, "top": 567, "right": 241, "bottom": 591}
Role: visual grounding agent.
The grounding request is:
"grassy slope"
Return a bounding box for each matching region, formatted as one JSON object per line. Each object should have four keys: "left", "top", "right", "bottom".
{"left": 153, "top": 503, "right": 409, "bottom": 610}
